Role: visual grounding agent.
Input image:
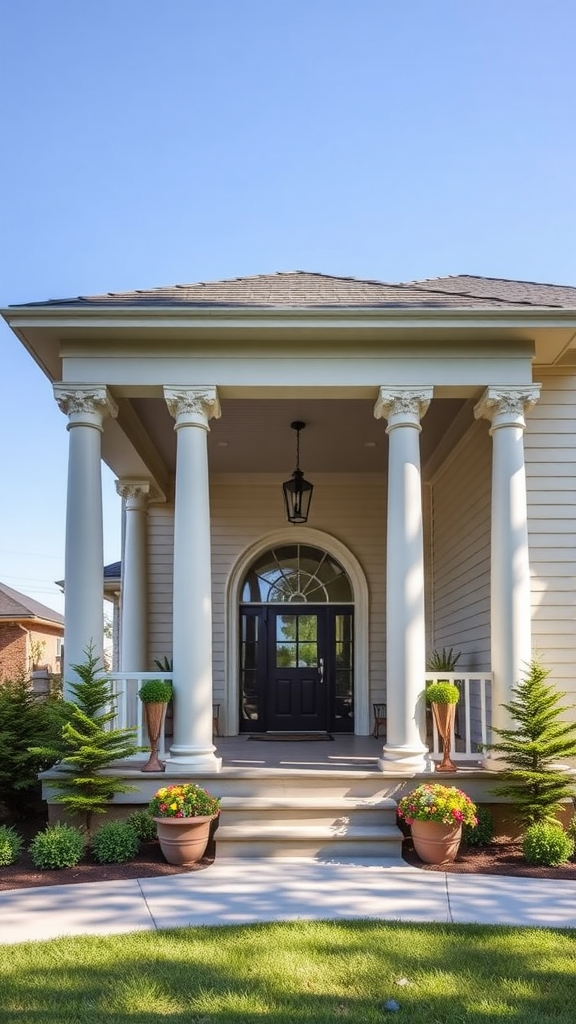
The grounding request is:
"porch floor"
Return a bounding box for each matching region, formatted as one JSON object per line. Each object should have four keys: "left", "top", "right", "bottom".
{"left": 211, "top": 733, "right": 482, "bottom": 774}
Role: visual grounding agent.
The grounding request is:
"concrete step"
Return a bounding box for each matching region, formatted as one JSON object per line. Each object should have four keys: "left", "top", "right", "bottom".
{"left": 218, "top": 796, "right": 398, "bottom": 828}
{"left": 215, "top": 822, "right": 403, "bottom": 859}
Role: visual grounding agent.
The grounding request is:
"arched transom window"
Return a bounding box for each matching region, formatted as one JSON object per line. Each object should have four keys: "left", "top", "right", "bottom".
{"left": 241, "top": 544, "right": 353, "bottom": 604}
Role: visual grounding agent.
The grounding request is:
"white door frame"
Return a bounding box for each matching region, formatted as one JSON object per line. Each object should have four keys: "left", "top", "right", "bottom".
{"left": 224, "top": 527, "right": 370, "bottom": 735}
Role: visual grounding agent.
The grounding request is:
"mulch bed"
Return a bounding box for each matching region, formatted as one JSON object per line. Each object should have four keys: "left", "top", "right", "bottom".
{"left": 2, "top": 814, "right": 576, "bottom": 891}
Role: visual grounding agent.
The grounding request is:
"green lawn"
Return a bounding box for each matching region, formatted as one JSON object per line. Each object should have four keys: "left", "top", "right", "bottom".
{"left": 1, "top": 919, "right": 575, "bottom": 1023}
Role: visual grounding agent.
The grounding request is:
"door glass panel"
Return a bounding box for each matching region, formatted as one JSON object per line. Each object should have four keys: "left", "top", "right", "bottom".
{"left": 240, "top": 612, "right": 261, "bottom": 723}
{"left": 334, "top": 613, "right": 354, "bottom": 723}
{"left": 276, "top": 643, "right": 297, "bottom": 668}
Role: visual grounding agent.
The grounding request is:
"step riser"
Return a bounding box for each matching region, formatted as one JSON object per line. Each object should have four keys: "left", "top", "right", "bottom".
{"left": 216, "top": 838, "right": 403, "bottom": 858}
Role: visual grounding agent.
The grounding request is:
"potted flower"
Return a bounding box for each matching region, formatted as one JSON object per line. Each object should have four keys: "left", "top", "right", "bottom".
{"left": 425, "top": 681, "right": 460, "bottom": 772}
{"left": 398, "top": 783, "right": 477, "bottom": 864}
{"left": 138, "top": 679, "right": 173, "bottom": 773}
{"left": 149, "top": 783, "right": 220, "bottom": 865}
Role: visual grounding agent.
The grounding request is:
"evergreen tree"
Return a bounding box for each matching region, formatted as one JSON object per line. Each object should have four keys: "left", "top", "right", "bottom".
{"left": 489, "top": 659, "right": 576, "bottom": 828}
{"left": 32, "top": 644, "right": 140, "bottom": 833}
{"left": 0, "top": 675, "right": 68, "bottom": 816}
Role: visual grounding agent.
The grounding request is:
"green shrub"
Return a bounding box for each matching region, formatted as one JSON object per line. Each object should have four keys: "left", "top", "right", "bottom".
{"left": 91, "top": 821, "right": 140, "bottom": 863}
{"left": 125, "top": 809, "right": 157, "bottom": 842}
{"left": 0, "top": 675, "right": 70, "bottom": 815}
{"left": 522, "top": 823, "right": 575, "bottom": 867}
{"left": 463, "top": 805, "right": 495, "bottom": 847}
{"left": 138, "top": 679, "right": 173, "bottom": 703}
{"left": 0, "top": 824, "right": 24, "bottom": 866}
{"left": 425, "top": 682, "right": 460, "bottom": 704}
{"left": 566, "top": 816, "right": 576, "bottom": 845}
{"left": 29, "top": 823, "right": 85, "bottom": 869}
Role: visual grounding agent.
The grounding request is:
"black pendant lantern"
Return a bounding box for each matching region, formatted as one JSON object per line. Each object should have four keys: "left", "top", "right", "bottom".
{"left": 282, "top": 421, "right": 314, "bottom": 524}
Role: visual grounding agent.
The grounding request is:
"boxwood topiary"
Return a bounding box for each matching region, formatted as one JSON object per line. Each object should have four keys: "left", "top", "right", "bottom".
{"left": 463, "top": 805, "right": 495, "bottom": 847}
{"left": 0, "top": 824, "right": 24, "bottom": 866}
{"left": 522, "top": 823, "right": 575, "bottom": 866}
{"left": 138, "top": 679, "right": 173, "bottom": 703}
{"left": 91, "top": 821, "right": 140, "bottom": 863}
{"left": 29, "top": 823, "right": 85, "bottom": 869}
{"left": 125, "top": 809, "right": 157, "bottom": 842}
{"left": 425, "top": 682, "right": 460, "bottom": 704}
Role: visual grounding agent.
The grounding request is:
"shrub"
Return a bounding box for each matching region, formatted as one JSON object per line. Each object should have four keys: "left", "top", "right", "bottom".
{"left": 0, "top": 824, "right": 24, "bottom": 866}
{"left": 488, "top": 659, "right": 576, "bottom": 828}
{"left": 149, "top": 783, "right": 220, "bottom": 819}
{"left": 522, "top": 823, "right": 575, "bottom": 867}
{"left": 463, "top": 805, "right": 495, "bottom": 846}
{"left": 0, "top": 674, "right": 69, "bottom": 815}
{"left": 125, "top": 809, "right": 157, "bottom": 842}
{"left": 29, "top": 823, "right": 85, "bottom": 869}
{"left": 425, "top": 682, "right": 460, "bottom": 704}
{"left": 566, "top": 816, "right": 576, "bottom": 847}
{"left": 91, "top": 821, "right": 140, "bottom": 863}
{"left": 138, "top": 679, "right": 173, "bottom": 703}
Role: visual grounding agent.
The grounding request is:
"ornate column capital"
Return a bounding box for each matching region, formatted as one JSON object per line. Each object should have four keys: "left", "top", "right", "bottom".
{"left": 374, "top": 386, "right": 433, "bottom": 432}
{"left": 164, "top": 386, "right": 221, "bottom": 430}
{"left": 53, "top": 384, "right": 118, "bottom": 431}
{"left": 115, "top": 478, "right": 151, "bottom": 510}
{"left": 474, "top": 385, "right": 541, "bottom": 431}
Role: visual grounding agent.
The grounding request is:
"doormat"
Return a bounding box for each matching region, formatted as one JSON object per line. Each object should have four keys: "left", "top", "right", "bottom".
{"left": 248, "top": 733, "right": 334, "bottom": 742}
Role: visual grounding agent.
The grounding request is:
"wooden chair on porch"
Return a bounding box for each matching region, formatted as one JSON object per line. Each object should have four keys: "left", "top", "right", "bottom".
{"left": 372, "top": 703, "right": 387, "bottom": 738}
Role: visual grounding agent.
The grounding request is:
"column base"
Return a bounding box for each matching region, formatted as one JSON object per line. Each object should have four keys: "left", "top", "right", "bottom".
{"left": 378, "top": 743, "right": 434, "bottom": 774}
{"left": 166, "top": 744, "right": 222, "bottom": 773}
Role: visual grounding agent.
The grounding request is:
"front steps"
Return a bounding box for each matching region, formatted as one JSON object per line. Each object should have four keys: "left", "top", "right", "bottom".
{"left": 215, "top": 795, "right": 402, "bottom": 858}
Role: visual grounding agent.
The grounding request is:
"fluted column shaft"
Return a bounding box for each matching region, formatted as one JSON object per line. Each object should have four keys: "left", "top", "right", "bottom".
{"left": 375, "top": 386, "right": 433, "bottom": 773}
{"left": 475, "top": 385, "right": 540, "bottom": 758}
{"left": 54, "top": 385, "right": 117, "bottom": 696}
{"left": 164, "top": 386, "right": 221, "bottom": 771}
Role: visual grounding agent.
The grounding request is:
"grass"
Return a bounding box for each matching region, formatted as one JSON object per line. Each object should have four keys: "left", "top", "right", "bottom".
{"left": 0, "top": 919, "right": 575, "bottom": 1023}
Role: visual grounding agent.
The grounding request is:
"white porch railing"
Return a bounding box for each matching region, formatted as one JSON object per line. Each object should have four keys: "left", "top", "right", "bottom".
{"left": 425, "top": 671, "right": 493, "bottom": 762}
{"left": 107, "top": 672, "right": 172, "bottom": 759}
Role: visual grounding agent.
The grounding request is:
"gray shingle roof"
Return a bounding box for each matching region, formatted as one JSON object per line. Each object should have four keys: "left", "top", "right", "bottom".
{"left": 0, "top": 582, "right": 64, "bottom": 625}
{"left": 13, "top": 270, "right": 576, "bottom": 310}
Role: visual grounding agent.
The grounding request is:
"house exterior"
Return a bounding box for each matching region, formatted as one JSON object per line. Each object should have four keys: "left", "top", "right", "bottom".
{"left": 3, "top": 271, "right": 576, "bottom": 777}
{"left": 0, "top": 582, "right": 64, "bottom": 680}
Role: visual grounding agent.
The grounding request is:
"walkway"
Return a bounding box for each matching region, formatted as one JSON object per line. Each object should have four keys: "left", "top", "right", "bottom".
{"left": 1, "top": 857, "right": 575, "bottom": 945}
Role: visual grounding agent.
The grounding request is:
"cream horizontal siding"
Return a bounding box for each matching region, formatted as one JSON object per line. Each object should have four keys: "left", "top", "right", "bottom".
{"left": 526, "top": 374, "right": 576, "bottom": 699}
{"left": 146, "top": 474, "right": 387, "bottom": 729}
{"left": 429, "top": 421, "right": 491, "bottom": 671}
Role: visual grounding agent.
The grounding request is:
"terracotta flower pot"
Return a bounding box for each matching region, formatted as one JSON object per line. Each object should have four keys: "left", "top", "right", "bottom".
{"left": 411, "top": 819, "right": 462, "bottom": 864}
{"left": 153, "top": 815, "right": 216, "bottom": 865}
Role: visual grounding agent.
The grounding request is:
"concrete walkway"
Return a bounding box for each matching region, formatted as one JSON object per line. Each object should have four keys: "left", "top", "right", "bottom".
{"left": 1, "top": 857, "right": 575, "bottom": 945}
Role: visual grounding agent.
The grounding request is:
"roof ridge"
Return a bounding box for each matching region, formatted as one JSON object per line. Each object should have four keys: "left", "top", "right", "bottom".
{"left": 405, "top": 273, "right": 576, "bottom": 290}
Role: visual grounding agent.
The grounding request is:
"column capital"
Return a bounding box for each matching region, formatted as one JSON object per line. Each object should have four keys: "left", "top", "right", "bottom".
{"left": 474, "top": 385, "right": 541, "bottom": 430}
{"left": 374, "top": 386, "right": 433, "bottom": 430}
{"left": 53, "top": 384, "right": 118, "bottom": 430}
{"left": 115, "top": 478, "right": 151, "bottom": 508}
{"left": 164, "top": 386, "right": 221, "bottom": 429}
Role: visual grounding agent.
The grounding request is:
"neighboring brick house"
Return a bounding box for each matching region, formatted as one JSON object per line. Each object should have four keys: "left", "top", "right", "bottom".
{"left": 0, "top": 583, "right": 64, "bottom": 680}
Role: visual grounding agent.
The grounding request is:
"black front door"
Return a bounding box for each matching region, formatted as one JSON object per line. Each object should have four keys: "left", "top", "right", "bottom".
{"left": 239, "top": 605, "right": 354, "bottom": 733}
{"left": 267, "top": 608, "right": 326, "bottom": 731}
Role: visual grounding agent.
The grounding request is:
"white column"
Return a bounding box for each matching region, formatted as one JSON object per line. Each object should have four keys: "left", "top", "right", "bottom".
{"left": 164, "top": 386, "right": 222, "bottom": 771}
{"left": 374, "top": 386, "right": 433, "bottom": 773}
{"left": 474, "top": 385, "right": 540, "bottom": 766}
{"left": 115, "top": 480, "right": 150, "bottom": 672}
{"left": 54, "top": 385, "right": 117, "bottom": 697}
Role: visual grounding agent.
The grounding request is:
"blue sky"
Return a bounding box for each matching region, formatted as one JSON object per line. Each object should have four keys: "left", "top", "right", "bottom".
{"left": 1, "top": 0, "right": 575, "bottom": 612}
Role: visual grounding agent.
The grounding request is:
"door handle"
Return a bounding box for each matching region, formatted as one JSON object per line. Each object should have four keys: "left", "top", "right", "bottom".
{"left": 318, "top": 658, "right": 324, "bottom": 684}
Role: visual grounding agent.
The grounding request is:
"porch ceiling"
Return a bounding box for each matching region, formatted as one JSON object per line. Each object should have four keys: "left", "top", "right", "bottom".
{"left": 128, "top": 396, "right": 469, "bottom": 475}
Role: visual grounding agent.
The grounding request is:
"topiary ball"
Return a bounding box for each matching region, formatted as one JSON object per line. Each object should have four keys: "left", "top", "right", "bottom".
{"left": 91, "top": 821, "right": 140, "bottom": 864}
{"left": 522, "top": 823, "right": 575, "bottom": 867}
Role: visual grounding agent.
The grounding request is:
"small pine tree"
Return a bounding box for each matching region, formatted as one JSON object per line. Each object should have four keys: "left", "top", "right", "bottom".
{"left": 489, "top": 659, "right": 576, "bottom": 828}
{"left": 31, "top": 644, "right": 140, "bottom": 833}
{"left": 0, "top": 675, "right": 68, "bottom": 816}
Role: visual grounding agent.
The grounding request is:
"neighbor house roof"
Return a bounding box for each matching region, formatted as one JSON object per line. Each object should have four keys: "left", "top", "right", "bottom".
{"left": 12, "top": 271, "right": 576, "bottom": 310}
{"left": 0, "top": 582, "right": 64, "bottom": 626}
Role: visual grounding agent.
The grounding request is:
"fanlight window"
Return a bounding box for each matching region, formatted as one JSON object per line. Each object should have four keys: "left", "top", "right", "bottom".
{"left": 241, "top": 544, "right": 352, "bottom": 604}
